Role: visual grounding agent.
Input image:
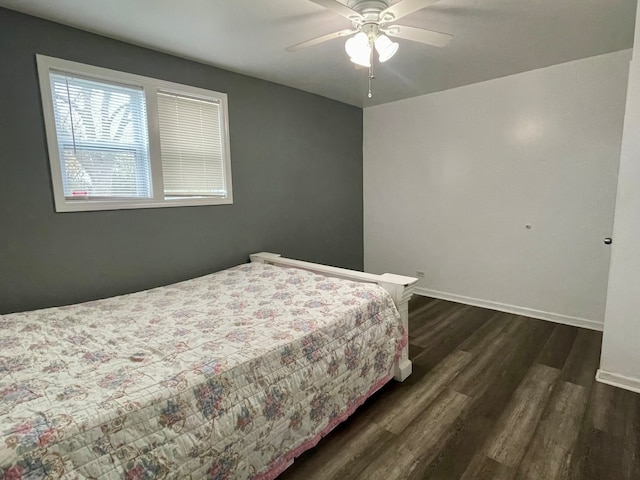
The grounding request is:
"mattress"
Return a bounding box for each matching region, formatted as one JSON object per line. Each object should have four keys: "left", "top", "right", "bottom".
{"left": 0, "top": 262, "right": 404, "bottom": 479}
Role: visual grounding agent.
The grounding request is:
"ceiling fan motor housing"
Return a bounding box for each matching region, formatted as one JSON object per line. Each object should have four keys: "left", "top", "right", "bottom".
{"left": 347, "top": 0, "right": 391, "bottom": 19}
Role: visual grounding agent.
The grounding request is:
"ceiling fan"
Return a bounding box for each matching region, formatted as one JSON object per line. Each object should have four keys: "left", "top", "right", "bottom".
{"left": 286, "top": 0, "right": 453, "bottom": 97}
{"left": 286, "top": 0, "right": 453, "bottom": 63}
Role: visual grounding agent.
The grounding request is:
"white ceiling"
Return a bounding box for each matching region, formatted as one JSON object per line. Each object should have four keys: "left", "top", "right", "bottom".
{"left": 1, "top": 0, "right": 636, "bottom": 107}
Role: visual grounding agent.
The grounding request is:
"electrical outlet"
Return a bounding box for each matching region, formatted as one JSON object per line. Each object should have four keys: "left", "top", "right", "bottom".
{"left": 416, "top": 271, "right": 425, "bottom": 278}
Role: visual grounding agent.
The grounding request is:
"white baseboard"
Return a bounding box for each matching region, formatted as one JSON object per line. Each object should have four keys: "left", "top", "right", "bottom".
{"left": 414, "top": 287, "right": 604, "bottom": 331}
{"left": 596, "top": 369, "right": 640, "bottom": 394}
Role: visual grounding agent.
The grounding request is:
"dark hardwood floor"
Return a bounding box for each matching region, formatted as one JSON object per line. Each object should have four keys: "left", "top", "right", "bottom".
{"left": 279, "top": 296, "right": 640, "bottom": 480}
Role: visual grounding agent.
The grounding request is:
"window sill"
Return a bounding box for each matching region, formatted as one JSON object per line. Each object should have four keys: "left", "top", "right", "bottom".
{"left": 54, "top": 196, "right": 233, "bottom": 212}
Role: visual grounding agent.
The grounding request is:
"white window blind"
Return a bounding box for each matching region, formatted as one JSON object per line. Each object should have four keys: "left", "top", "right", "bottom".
{"left": 157, "top": 91, "right": 226, "bottom": 197}
{"left": 49, "top": 72, "right": 152, "bottom": 199}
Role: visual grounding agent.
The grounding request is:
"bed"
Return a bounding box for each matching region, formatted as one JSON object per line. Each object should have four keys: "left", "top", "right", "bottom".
{"left": 0, "top": 253, "right": 416, "bottom": 479}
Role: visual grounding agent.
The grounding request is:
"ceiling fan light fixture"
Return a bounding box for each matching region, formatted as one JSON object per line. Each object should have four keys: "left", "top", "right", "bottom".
{"left": 345, "top": 32, "right": 370, "bottom": 59}
{"left": 375, "top": 34, "right": 399, "bottom": 62}
{"left": 350, "top": 48, "right": 372, "bottom": 67}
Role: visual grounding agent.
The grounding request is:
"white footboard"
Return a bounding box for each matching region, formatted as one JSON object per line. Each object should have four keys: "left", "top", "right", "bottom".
{"left": 249, "top": 252, "right": 417, "bottom": 381}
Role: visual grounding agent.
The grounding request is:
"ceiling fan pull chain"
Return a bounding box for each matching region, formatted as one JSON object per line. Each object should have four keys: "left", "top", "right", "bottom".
{"left": 368, "top": 45, "right": 374, "bottom": 98}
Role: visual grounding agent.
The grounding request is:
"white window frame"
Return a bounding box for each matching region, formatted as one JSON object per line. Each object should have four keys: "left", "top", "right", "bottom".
{"left": 36, "top": 54, "right": 233, "bottom": 212}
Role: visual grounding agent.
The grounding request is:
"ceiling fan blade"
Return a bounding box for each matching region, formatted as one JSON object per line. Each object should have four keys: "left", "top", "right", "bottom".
{"left": 309, "top": 0, "right": 363, "bottom": 20}
{"left": 380, "top": 0, "right": 441, "bottom": 21}
{"left": 286, "top": 29, "right": 357, "bottom": 52}
{"left": 386, "top": 25, "right": 452, "bottom": 47}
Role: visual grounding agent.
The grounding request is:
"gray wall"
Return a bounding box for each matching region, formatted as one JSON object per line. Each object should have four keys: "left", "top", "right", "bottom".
{"left": 0, "top": 8, "right": 364, "bottom": 314}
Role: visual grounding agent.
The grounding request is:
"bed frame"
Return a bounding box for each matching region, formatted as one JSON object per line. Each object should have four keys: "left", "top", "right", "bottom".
{"left": 250, "top": 252, "right": 418, "bottom": 381}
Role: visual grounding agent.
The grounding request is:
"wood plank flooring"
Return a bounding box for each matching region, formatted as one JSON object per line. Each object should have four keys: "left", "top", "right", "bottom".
{"left": 279, "top": 296, "right": 640, "bottom": 480}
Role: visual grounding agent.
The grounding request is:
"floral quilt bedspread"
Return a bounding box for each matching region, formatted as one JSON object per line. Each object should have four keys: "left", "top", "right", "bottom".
{"left": 0, "top": 262, "right": 404, "bottom": 479}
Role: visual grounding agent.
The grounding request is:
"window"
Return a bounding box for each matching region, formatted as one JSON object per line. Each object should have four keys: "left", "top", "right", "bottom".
{"left": 37, "top": 55, "right": 233, "bottom": 212}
